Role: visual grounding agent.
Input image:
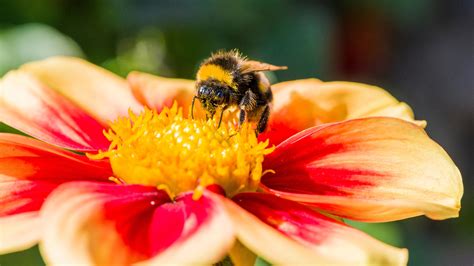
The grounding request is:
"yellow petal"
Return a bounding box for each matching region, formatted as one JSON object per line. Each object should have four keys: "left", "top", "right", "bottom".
{"left": 19, "top": 56, "right": 143, "bottom": 124}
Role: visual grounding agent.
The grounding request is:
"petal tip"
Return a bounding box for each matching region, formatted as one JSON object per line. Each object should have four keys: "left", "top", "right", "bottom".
{"left": 398, "top": 248, "right": 409, "bottom": 266}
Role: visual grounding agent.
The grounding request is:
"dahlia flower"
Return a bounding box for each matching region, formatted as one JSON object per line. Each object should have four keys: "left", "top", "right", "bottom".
{"left": 0, "top": 57, "right": 462, "bottom": 265}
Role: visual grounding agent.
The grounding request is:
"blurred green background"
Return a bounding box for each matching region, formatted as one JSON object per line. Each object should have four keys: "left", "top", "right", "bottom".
{"left": 0, "top": 0, "right": 472, "bottom": 265}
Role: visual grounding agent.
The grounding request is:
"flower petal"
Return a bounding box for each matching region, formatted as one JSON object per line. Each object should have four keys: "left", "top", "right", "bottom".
{"left": 0, "top": 133, "right": 111, "bottom": 215}
{"left": 262, "top": 117, "right": 463, "bottom": 222}
{"left": 260, "top": 79, "right": 425, "bottom": 145}
{"left": 232, "top": 193, "right": 408, "bottom": 265}
{"left": 0, "top": 212, "right": 42, "bottom": 254}
{"left": 0, "top": 133, "right": 111, "bottom": 181}
{"left": 223, "top": 196, "right": 327, "bottom": 265}
{"left": 127, "top": 71, "right": 198, "bottom": 117}
{"left": 0, "top": 134, "right": 111, "bottom": 253}
{"left": 0, "top": 71, "right": 110, "bottom": 151}
{"left": 40, "top": 182, "right": 234, "bottom": 265}
{"left": 140, "top": 192, "right": 234, "bottom": 265}
{"left": 19, "top": 56, "right": 143, "bottom": 124}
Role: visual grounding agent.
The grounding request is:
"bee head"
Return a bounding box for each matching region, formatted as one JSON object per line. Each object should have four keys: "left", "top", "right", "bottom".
{"left": 197, "top": 83, "right": 230, "bottom": 107}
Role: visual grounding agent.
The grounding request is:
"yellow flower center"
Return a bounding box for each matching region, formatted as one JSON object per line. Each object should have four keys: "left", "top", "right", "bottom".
{"left": 88, "top": 104, "right": 273, "bottom": 199}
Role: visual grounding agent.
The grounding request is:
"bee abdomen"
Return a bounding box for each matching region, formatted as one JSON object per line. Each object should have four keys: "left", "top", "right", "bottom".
{"left": 256, "top": 72, "right": 273, "bottom": 101}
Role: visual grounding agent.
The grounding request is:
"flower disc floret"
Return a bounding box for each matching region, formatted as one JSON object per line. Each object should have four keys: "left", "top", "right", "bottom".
{"left": 88, "top": 104, "right": 273, "bottom": 199}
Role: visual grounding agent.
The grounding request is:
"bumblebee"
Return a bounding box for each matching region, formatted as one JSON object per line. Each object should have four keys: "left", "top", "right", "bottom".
{"left": 192, "top": 50, "right": 287, "bottom": 134}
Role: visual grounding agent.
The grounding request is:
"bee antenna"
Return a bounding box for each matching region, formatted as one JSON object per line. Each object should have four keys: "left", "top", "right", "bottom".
{"left": 191, "top": 96, "right": 197, "bottom": 119}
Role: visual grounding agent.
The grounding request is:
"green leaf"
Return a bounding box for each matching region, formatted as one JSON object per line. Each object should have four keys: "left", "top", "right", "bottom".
{"left": 0, "top": 246, "right": 45, "bottom": 266}
{"left": 0, "top": 123, "right": 25, "bottom": 135}
{"left": 254, "top": 257, "right": 272, "bottom": 266}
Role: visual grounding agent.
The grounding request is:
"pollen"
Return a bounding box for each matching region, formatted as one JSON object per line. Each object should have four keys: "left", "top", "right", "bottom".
{"left": 88, "top": 103, "right": 273, "bottom": 199}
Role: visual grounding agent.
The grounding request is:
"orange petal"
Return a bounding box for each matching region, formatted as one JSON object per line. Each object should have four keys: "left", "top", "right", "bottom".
{"left": 19, "top": 56, "right": 143, "bottom": 124}
{"left": 230, "top": 193, "right": 408, "bottom": 265}
{"left": 0, "top": 71, "right": 110, "bottom": 151}
{"left": 40, "top": 183, "right": 234, "bottom": 265}
{"left": 261, "top": 79, "right": 425, "bottom": 145}
{"left": 0, "top": 212, "right": 41, "bottom": 254}
{"left": 262, "top": 117, "right": 463, "bottom": 222}
{"left": 127, "top": 71, "right": 199, "bottom": 117}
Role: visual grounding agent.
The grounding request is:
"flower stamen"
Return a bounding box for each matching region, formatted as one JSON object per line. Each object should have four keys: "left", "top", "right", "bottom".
{"left": 88, "top": 103, "right": 274, "bottom": 199}
{"left": 108, "top": 176, "right": 125, "bottom": 184}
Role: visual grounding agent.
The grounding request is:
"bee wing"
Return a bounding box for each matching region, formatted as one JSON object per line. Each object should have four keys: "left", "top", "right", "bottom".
{"left": 240, "top": 60, "right": 288, "bottom": 74}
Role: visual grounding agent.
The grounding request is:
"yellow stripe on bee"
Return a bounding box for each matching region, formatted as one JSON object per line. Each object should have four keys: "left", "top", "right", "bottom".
{"left": 197, "top": 64, "right": 237, "bottom": 89}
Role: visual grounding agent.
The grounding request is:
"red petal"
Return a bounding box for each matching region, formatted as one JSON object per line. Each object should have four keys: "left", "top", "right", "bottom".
{"left": 0, "top": 71, "right": 110, "bottom": 151}
{"left": 0, "top": 133, "right": 111, "bottom": 215}
{"left": 0, "top": 134, "right": 112, "bottom": 253}
{"left": 41, "top": 182, "right": 234, "bottom": 265}
{"left": 232, "top": 193, "right": 407, "bottom": 265}
{"left": 234, "top": 193, "right": 342, "bottom": 244}
{"left": 258, "top": 120, "right": 302, "bottom": 147}
{"left": 262, "top": 117, "right": 462, "bottom": 222}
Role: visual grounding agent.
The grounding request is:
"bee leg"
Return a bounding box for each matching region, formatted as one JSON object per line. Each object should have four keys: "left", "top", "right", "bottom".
{"left": 238, "top": 90, "right": 257, "bottom": 130}
{"left": 191, "top": 96, "right": 197, "bottom": 119}
{"left": 240, "top": 90, "right": 257, "bottom": 112}
{"left": 217, "top": 106, "right": 227, "bottom": 128}
{"left": 239, "top": 109, "right": 247, "bottom": 129}
{"left": 257, "top": 104, "right": 271, "bottom": 134}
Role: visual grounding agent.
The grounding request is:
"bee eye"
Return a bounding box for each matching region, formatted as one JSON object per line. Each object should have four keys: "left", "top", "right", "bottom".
{"left": 198, "top": 86, "right": 210, "bottom": 96}
{"left": 213, "top": 89, "right": 226, "bottom": 105}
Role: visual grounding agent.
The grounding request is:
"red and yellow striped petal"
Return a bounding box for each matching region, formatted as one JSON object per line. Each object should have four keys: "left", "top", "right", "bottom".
{"left": 40, "top": 182, "right": 234, "bottom": 265}
{"left": 230, "top": 193, "right": 408, "bottom": 265}
{"left": 260, "top": 79, "right": 425, "bottom": 145}
{"left": 127, "top": 71, "right": 199, "bottom": 117}
{"left": 0, "top": 71, "right": 110, "bottom": 151}
{"left": 262, "top": 117, "right": 463, "bottom": 222}
{"left": 0, "top": 133, "right": 111, "bottom": 181}
{"left": 0, "top": 134, "right": 111, "bottom": 253}
{"left": 19, "top": 57, "right": 143, "bottom": 124}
